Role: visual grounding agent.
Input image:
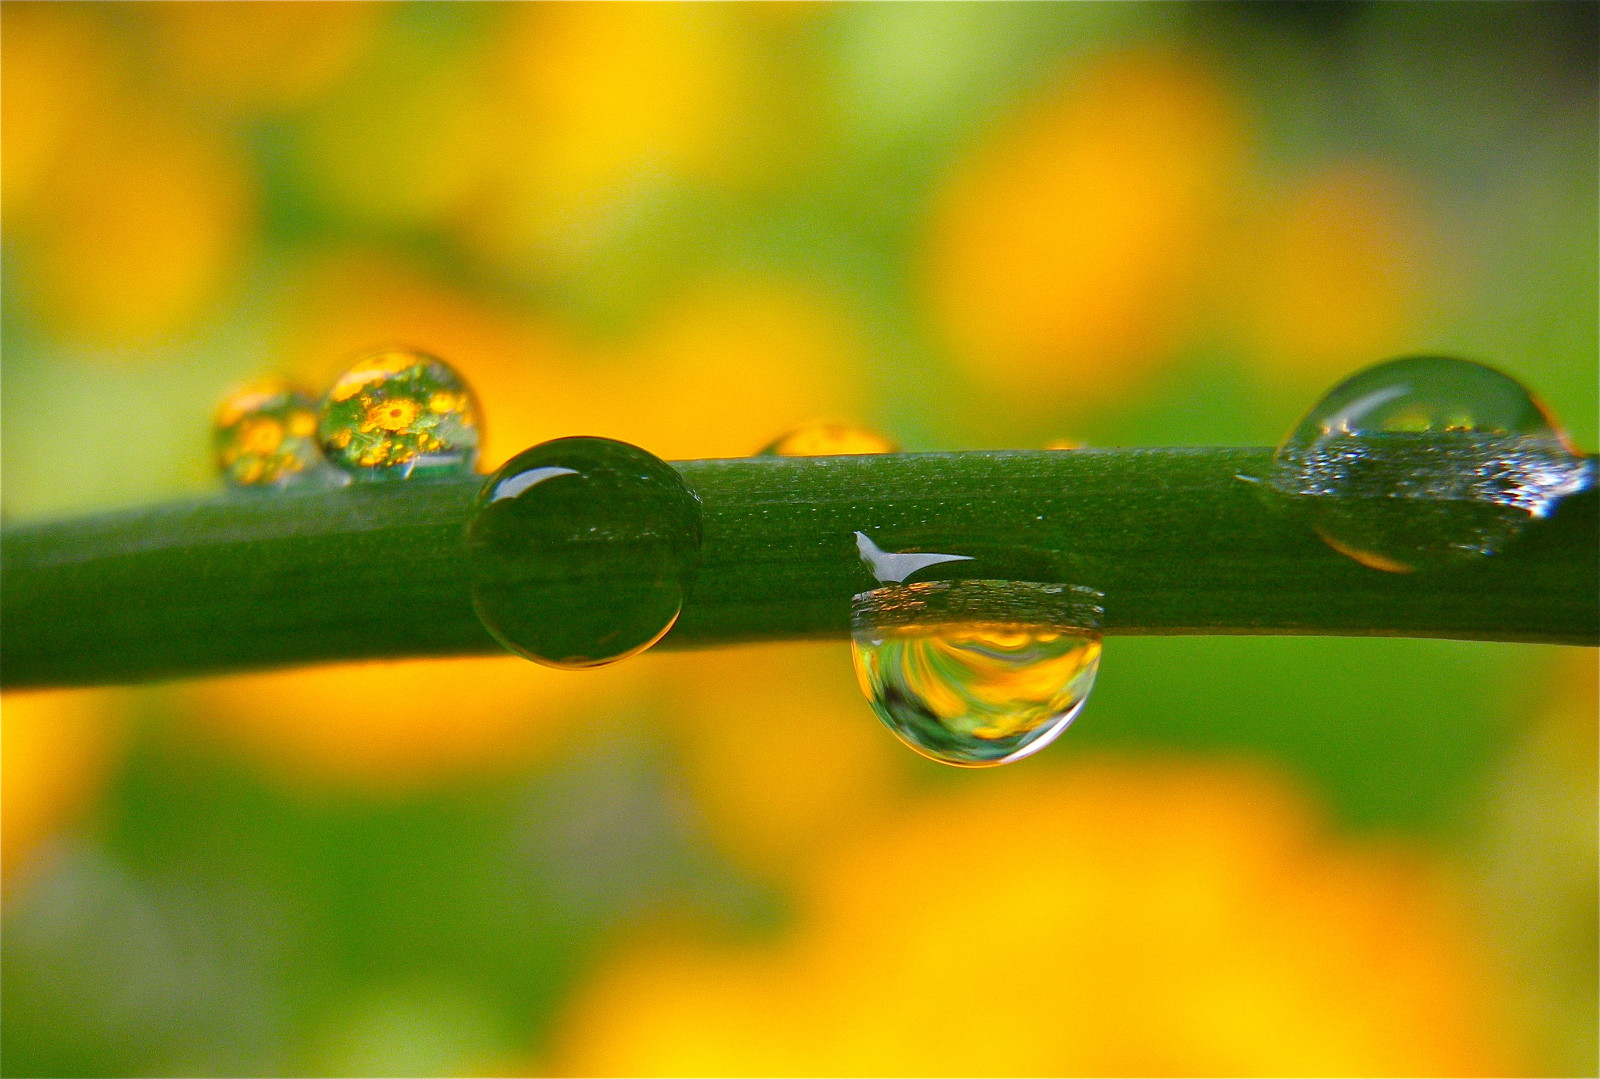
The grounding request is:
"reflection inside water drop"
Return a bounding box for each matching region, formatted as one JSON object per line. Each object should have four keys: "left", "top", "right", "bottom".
{"left": 1268, "top": 355, "right": 1594, "bottom": 572}
{"left": 318, "top": 347, "right": 481, "bottom": 481}
{"left": 758, "top": 423, "right": 898, "bottom": 456}
{"left": 213, "top": 378, "right": 324, "bottom": 487}
{"left": 851, "top": 580, "right": 1103, "bottom": 768}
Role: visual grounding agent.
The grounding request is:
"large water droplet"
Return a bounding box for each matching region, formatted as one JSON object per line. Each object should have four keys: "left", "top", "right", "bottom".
{"left": 464, "top": 436, "right": 703, "bottom": 669}
{"left": 1268, "top": 355, "right": 1594, "bottom": 572}
{"left": 213, "top": 378, "right": 323, "bottom": 487}
{"left": 851, "top": 579, "right": 1103, "bottom": 767}
{"left": 319, "top": 347, "right": 481, "bottom": 480}
{"left": 758, "top": 423, "right": 898, "bottom": 456}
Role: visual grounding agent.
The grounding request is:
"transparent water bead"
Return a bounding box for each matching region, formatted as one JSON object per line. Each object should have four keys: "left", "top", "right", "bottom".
{"left": 464, "top": 436, "right": 703, "bottom": 669}
{"left": 851, "top": 580, "right": 1103, "bottom": 768}
{"left": 758, "top": 423, "right": 898, "bottom": 456}
{"left": 319, "top": 348, "right": 481, "bottom": 480}
{"left": 1268, "top": 355, "right": 1594, "bottom": 572}
{"left": 213, "top": 378, "right": 322, "bottom": 487}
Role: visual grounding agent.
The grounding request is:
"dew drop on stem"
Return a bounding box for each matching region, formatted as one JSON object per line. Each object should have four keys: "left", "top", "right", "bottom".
{"left": 851, "top": 578, "right": 1104, "bottom": 768}
{"left": 757, "top": 422, "right": 898, "bottom": 456}
{"left": 318, "top": 347, "right": 481, "bottom": 481}
{"left": 1267, "top": 355, "right": 1593, "bottom": 572}
{"left": 464, "top": 436, "right": 703, "bottom": 669}
{"left": 213, "top": 378, "right": 324, "bottom": 488}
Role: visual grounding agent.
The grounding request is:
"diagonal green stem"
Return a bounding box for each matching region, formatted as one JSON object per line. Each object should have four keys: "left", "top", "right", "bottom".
{"left": 3, "top": 448, "right": 1595, "bottom": 689}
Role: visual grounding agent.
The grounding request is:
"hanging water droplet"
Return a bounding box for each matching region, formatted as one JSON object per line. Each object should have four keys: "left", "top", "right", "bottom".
{"left": 213, "top": 378, "right": 323, "bottom": 487}
{"left": 851, "top": 579, "right": 1103, "bottom": 768}
{"left": 1268, "top": 355, "right": 1594, "bottom": 572}
{"left": 464, "top": 436, "right": 703, "bottom": 669}
{"left": 318, "top": 347, "right": 481, "bottom": 480}
{"left": 758, "top": 423, "right": 898, "bottom": 456}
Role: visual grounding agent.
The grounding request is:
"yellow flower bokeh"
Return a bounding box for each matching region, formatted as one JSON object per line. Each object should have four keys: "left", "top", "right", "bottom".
{"left": 177, "top": 656, "right": 649, "bottom": 795}
{"left": 23, "top": 105, "right": 253, "bottom": 348}
{"left": 139, "top": 1, "right": 380, "bottom": 115}
{"left": 660, "top": 643, "right": 909, "bottom": 878}
{"left": 1240, "top": 163, "right": 1429, "bottom": 388}
{"left": 1, "top": 688, "right": 128, "bottom": 891}
{"left": 925, "top": 47, "right": 1245, "bottom": 413}
{"left": 553, "top": 758, "right": 1519, "bottom": 1078}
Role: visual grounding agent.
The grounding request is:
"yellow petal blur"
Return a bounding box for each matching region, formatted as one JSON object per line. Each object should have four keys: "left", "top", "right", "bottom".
{"left": 26, "top": 107, "right": 253, "bottom": 348}
{"left": 660, "top": 643, "right": 908, "bottom": 877}
{"left": 1241, "top": 164, "right": 1428, "bottom": 388}
{"left": 555, "top": 760, "right": 1519, "bottom": 1077}
{"left": 178, "top": 655, "right": 648, "bottom": 794}
{"left": 141, "top": 1, "right": 380, "bottom": 114}
{"left": 925, "top": 47, "right": 1245, "bottom": 413}
{"left": 1, "top": 688, "right": 128, "bottom": 892}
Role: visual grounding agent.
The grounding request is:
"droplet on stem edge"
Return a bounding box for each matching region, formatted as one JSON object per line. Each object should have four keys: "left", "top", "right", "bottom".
{"left": 758, "top": 422, "right": 898, "bottom": 457}
{"left": 464, "top": 436, "right": 703, "bottom": 669}
{"left": 319, "top": 347, "right": 481, "bottom": 481}
{"left": 1267, "top": 354, "right": 1593, "bottom": 572}
{"left": 851, "top": 579, "right": 1104, "bottom": 768}
{"left": 213, "top": 378, "right": 323, "bottom": 487}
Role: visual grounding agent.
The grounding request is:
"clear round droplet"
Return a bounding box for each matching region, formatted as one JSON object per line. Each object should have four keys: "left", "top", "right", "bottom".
{"left": 464, "top": 436, "right": 703, "bottom": 669}
{"left": 318, "top": 347, "right": 481, "bottom": 480}
{"left": 851, "top": 579, "right": 1103, "bottom": 768}
{"left": 1268, "top": 355, "right": 1594, "bottom": 572}
{"left": 758, "top": 423, "right": 898, "bottom": 456}
{"left": 213, "top": 378, "right": 322, "bottom": 487}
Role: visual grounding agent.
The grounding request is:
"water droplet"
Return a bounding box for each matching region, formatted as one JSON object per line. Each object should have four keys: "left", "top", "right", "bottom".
{"left": 213, "top": 378, "right": 323, "bottom": 487}
{"left": 464, "top": 436, "right": 702, "bottom": 669}
{"left": 1269, "top": 355, "right": 1594, "bottom": 572}
{"left": 319, "top": 347, "right": 481, "bottom": 480}
{"left": 851, "top": 579, "right": 1103, "bottom": 767}
{"left": 758, "top": 423, "right": 898, "bottom": 456}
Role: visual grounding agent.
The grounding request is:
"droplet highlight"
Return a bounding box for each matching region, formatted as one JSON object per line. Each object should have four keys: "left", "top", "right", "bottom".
{"left": 1268, "top": 355, "right": 1594, "bottom": 572}
{"left": 318, "top": 347, "right": 481, "bottom": 480}
{"left": 758, "top": 423, "right": 898, "bottom": 456}
{"left": 213, "top": 378, "right": 323, "bottom": 487}
{"left": 851, "top": 579, "right": 1103, "bottom": 768}
{"left": 464, "top": 436, "right": 702, "bottom": 669}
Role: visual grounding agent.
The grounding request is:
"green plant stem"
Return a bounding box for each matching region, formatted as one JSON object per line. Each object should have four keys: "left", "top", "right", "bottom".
{"left": 3, "top": 448, "right": 1595, "bottom": 689}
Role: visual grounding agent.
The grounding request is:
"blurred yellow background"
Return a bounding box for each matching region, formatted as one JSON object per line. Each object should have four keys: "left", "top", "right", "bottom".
{"left": 2, "top": 3, "right": 1595, "bottom": 1077}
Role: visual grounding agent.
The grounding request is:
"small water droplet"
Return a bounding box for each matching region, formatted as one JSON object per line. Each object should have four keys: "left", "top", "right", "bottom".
{"left": 1268, "top": 355, "right": 1594, "bottom": 572}
{"left": 851, "top": 579, "right": 1103, "bottom": 768}
{"left": 758, "top": 423, "right": 898, "bottom": 456}
{"left": 464, "top": 436, "right": 702, "bottom": 669}
{"left": 213, "top": 378, "right": 323, "bottom": 487}
{"left": 319, "top": 347, "right": 481, "bottom": 480}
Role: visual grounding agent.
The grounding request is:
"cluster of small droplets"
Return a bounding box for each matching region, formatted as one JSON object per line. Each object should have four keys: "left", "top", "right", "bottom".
{"left": 758, "top": 422, "right": 898, "bottom": 456}
{"left": 318, "top": 348, "right": 480, "bottom": 480}
{"left": 213, "top": 379, "right": 323, "bottom": 487}
{"left": 212, "top": 348, "right": 481, "bottom": 488}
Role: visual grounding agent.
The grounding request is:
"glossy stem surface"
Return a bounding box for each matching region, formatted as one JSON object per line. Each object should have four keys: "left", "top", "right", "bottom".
{"left": 4, "top": 448, "right": 1595, "bottom": 688}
